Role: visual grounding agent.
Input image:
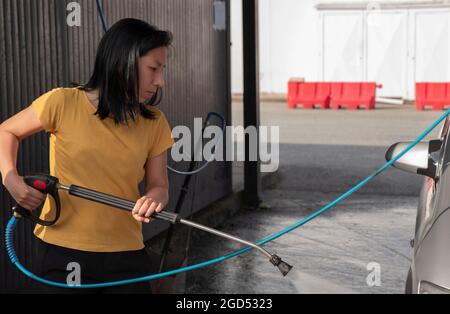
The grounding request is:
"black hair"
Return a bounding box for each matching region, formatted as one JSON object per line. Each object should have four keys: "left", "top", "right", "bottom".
{"left": 78, "top": 18, "right": 173, "bottom": 124}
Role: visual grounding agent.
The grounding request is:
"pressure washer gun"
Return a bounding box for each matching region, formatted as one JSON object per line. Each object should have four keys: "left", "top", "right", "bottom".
{"left": 12, "top": 175, "right": 61, "bottom": 226}
{"left": 13, "top": 174, "right": 293, "bottom": 276}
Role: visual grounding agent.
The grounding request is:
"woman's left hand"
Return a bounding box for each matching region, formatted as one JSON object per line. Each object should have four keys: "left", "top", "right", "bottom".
{"left": 132, "top": 195, "right": 164, "bottom": 223}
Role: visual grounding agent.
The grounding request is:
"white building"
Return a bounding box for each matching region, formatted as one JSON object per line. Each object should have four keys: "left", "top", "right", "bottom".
{"left": 231, "top": 0, "right": 450, "bottom": 100}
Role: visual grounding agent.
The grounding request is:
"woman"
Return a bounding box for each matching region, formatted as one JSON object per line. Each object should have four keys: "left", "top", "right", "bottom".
{"left": 0, "top": 18, "right": 174, "bottom": 293}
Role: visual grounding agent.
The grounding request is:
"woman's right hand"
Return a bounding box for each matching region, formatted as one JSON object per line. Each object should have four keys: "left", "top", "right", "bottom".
{"left": 2, "top": 171, "right": 46, "bottom": 211}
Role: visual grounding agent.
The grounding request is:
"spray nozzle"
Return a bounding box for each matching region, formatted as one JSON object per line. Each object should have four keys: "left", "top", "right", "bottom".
{"left": 270, "top": 254, "right": 293, "bottom": 276}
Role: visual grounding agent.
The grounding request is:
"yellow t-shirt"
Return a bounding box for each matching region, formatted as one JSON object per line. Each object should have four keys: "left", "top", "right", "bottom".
{"left": 31, "top": 87, "right": 174, "bottom": 252}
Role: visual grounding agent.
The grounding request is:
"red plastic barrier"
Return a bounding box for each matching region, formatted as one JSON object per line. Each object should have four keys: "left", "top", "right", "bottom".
{"left": 287, "top": 82, "right": 331, "bottom": 109}
{"left": 416, "top": 83, "right": 450, "bottom": 111}
{"left": 330, "top": 82, "right": 381, "bottom": 110}
{"left": 287, "top": 81, "right": 381, "bottom": 110}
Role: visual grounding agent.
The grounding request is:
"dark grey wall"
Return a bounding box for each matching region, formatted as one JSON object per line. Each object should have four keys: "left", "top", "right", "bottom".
{"left": 0, "top": 0, "right": 231, "bottom": 292}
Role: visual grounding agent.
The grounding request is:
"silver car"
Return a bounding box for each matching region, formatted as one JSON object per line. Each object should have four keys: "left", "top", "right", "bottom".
{"left": 386, "top": 117, "right": 450, "bottom": 294}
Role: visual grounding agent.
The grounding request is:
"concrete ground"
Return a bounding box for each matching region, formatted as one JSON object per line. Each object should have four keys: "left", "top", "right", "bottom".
{"left": 185, "top": 102, "right": 443, "bottom": 294}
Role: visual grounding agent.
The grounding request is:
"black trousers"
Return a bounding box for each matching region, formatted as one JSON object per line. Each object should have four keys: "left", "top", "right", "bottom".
{"left": 32, "top": 237, "right": 155, "bottom": 294}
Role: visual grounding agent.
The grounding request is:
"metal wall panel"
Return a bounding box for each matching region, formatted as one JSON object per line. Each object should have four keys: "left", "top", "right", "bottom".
{"left": 0, "top": 0, "right": 231, "bottom": 292}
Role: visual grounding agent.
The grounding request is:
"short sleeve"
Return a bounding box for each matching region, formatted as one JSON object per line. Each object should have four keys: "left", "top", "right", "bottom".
{"left": 148, "top": 111, "right": 174, "bottom": 159}
{"left": 30, "top": 88, "right": 65, "bottom": 133}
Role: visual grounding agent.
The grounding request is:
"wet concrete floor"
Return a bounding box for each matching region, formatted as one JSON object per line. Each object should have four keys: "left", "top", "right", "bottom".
{"left": 186, "top": 103, "right": 443, "bottom": 294}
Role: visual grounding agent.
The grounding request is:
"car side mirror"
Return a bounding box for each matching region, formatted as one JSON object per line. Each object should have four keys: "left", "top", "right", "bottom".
{"left": 385, "top": 140, "right": 442, "bottom": 179}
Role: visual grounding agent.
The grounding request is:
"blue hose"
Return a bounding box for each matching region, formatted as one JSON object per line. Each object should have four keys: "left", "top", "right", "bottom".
{"left": 6, "top": 108, "right": 450, "bottom": 288}
{"left": 95, "top": 0, "right": 108, "bottom": 33}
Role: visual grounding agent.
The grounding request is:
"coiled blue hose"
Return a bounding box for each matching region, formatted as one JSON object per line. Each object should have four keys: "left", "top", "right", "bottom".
{"left": 6, "top": 108, "right": 450, "bottom": 288}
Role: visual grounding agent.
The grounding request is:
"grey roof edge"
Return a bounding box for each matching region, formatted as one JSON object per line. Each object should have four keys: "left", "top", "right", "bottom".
{"left": 315, "top": 1, "right": 450, "bottom": 11}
